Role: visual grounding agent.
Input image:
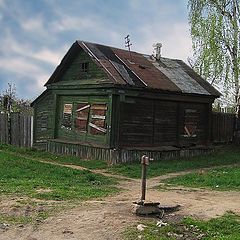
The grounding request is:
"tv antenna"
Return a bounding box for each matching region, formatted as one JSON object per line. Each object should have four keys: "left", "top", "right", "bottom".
{"left": 125, "top": 34, "right": 132, "bottom": 60}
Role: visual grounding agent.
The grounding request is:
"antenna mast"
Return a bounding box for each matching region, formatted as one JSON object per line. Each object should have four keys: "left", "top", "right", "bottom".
{"left": 125, "top": 35, "right": 132, "bottom": 60}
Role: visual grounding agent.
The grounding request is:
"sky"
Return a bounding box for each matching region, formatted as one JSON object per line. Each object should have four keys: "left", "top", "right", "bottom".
{"left": 0, "top": 0, "right": 192, "bottom": 100}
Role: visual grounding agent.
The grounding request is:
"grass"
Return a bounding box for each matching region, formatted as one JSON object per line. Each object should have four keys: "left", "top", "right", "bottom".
{"left": 0, "top": 151, "right": 118, "bottom": 201}
{"left": 162, "top": 166, "right": 240, "bottom": 191}
{"left": 0, "top": 148, "right": 118, "bottom": 225}
{"left": 0, "top": 214, "right": 33, "bottom": 225}
{"left": 0, "top": 144, "right": 108, "bottom": 170}
{"left": 1, "top": 144, "right": 240, "bottom": 179}
{"left": 0, "top": 199, "right": 70, "bottom": 225}
{"left": 109, "top": 146, "right": 240, "bottom": 178}
{"left": 124, "top": 212, "right": 240, "bottom": 240}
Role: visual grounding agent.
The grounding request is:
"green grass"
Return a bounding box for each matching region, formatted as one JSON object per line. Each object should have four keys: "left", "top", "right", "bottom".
{"left": 124, "top": 213, "right": 240, "bottom": 240}
{"left": 109, "top": 147, "right": 240, "bottom": 178}
{"left": 1, "top": 144, "right": 240, "bottom": 179}
{"left": 0, "top": 144, "right": 108, "bottom": 170}
{"left": 163, "top": 166, "right": 240, "bottom": 191}
{"left": 0, "top": 214, "right": 33, "bottom": 225}
{"left": 0, "top": 151, "right": 118, "bottom": 201}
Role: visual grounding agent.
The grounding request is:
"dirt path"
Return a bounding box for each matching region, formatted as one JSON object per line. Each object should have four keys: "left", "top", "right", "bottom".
{"left": 1, "top": 162, "right": 240, "bottom": 240}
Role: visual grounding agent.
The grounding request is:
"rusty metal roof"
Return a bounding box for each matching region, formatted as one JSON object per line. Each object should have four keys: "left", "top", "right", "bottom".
{"left": 45, "top": 40, "right": 221, "bottom": 97}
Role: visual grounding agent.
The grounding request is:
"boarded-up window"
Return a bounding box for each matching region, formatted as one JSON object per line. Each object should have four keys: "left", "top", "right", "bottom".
{"left": 75, "top": 103, "right": 90, "bottom": 132}
{"left": 62, "top": 103, "right": 72, "bottom": 129}
{"left": 89, "top": 104, "right": 107, "bottom": 135}
{"left": 183, "top": 109, "right": 198, "bottom": 137}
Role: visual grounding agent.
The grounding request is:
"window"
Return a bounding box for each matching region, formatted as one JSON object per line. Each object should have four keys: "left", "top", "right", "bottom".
{"left": 183, "top": 109, "right": 198, "bottom": 138}
{"left": 62, "top": 103, "right": 73, "bottom": 129}
{"left": 89, "top": 104, "right": 107, "bottom": 135}
{"left": 80, "top": 62, "right": 89, "bottom": 72}
{"left": 75, "top": 103, "right": 90, "bottom": 132}
{"left": 61, "top": 102, "right": 107, "bottom": 135}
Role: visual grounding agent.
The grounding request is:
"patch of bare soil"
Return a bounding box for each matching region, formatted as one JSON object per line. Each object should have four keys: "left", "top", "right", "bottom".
{"left": 1, "top": 167, "right": 240, "bottom": 240}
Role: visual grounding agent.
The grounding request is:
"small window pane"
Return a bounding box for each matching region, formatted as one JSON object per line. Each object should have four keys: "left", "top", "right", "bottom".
{"left": 75, "top": 103, "right": 90, "bottom": 132}
{"left": 62, "top": 103, "right": 72, "bottom": 129}
{"left": 80, "top": 62, "right": 89, "bottom": 72}
{"left": 89, "top": 104, "right": 107, "bottom": 135}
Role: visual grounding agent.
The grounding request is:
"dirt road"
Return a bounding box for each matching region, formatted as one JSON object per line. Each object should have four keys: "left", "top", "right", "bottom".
{"left": 1, "top": 166, "right": 240, "bottom": 240}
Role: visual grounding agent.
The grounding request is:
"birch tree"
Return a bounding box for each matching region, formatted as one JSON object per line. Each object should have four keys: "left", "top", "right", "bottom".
{"left": 188, "top": 0, "right": 240, "bottom": 114}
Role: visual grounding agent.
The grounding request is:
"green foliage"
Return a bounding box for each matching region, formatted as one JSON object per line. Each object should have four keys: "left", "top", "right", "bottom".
{"left": 0, "top": 83, "right": 33, "bottom": 115}
{"left": 0, "top": 151, "right": 117, "bottom": 201}
{"left": 188, "top": 0, "right": 240, "bottom": 111}
{"left": 163, "top": 166, "right": 240, "bottom": 190}
{"left": 124, "top": 213, "right": 240, "bottom": 240}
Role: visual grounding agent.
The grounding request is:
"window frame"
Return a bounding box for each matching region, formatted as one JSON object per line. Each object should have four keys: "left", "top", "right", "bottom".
{"left": 80, "top": 61, "right": 89, "bottom": 73}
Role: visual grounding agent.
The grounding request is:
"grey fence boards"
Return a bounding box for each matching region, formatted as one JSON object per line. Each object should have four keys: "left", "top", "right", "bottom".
{"left": 211, "top": 112, "right": 235, "bottom": 144}
{"left": 0, "top": 113, "right": 9, "bottom": 144}
{"left": 0, "top": 113, "right": 33, "bottom": 147}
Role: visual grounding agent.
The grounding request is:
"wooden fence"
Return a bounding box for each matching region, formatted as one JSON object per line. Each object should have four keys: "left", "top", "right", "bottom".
{"left": 211, "top": 112, "right": 236, "bottom": 144}
{"left": 0, "top": 113, "right": 9, "bottom": 144}
{"left": 0, "top": 113, "right": 33, "bottom": 147}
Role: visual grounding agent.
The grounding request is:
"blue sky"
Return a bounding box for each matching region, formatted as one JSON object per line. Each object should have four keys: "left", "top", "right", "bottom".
{"left": 0, "top": 0, "right": 191, "bottom": 100}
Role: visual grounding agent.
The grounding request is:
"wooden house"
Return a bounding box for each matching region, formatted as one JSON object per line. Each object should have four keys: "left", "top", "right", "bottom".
{"left": 31, "top": 41, "right": 220, "bottom": 163}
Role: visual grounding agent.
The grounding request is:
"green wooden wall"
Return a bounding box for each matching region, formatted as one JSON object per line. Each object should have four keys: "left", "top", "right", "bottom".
{"left": 58, "top": 49, "right": 108, "bottom": 84}
{"left": 33, "top": 47, "right": 114, "bottom": 148}
{"left": 33, "top": 92, "right": 55, "bottom": 148}
{"left": 56, "top": 94, "right": 111, "bottom": 147}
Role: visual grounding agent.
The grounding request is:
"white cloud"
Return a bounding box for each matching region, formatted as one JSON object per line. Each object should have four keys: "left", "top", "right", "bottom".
{"left": 33, "top": 48, "right": 64, "bottom": 66}
{"left": 51, "top": 14, "right": 101, "bottom": 33}
{"left": 0, "top": 57, "right": 45, "bottom": 77}
{"left": 1, "top": 32, "right": 65, "bottom": 66}
{"left": 135, "top": 22, "right": 192, "bottom": 62}
{"left": 0, "top": 0, "right": 5, "bottom": 8}
{"left": 21, "top": 17, "right": 44, "bottom": 31}
{"left": 19, "top": 15, "right": 50, "bottom": 39}
{"left": 0, "top": 56, "right": 49, "bottom": 98}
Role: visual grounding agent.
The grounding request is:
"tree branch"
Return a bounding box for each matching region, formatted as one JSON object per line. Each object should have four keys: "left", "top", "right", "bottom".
{"left": 209, "top": 0, "right": 233, "bottom": 20}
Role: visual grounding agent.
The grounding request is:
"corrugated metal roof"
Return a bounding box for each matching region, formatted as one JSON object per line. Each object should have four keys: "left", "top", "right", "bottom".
{"left": 150, "top": 57, "right": 210, "bottom": 95}
{"left": 45, "top": 40, "right": 221, "bottom": 97}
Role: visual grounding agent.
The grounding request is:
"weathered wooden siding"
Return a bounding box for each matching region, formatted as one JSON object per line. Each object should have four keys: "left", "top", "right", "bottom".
{"left": 34, "top": 92, "right": 55, "bottom": 148}
{"left": 211, "top": 112, "right": 235, "bottom": 143}
{"left": 0, "top": 113, "right": 33, "bottom": 147}
{"left": 47, "top": 140, "right": 213, "bottom": 164}
{"left": 119, "top": 97, "right": 208, "bottom": 147}
{"left": 154, "top": 101, "right": 178, "bottom": 146}
{"left": 0, "top": 113, "right": 9, "bottom": 143}
{"left": 119, "top": 98, "right": 154, "bottom": 146}
{"left": 60, "top": 49, "right": 108, "bottom": 83}
{"left": 10, "top": 113, "right": 33, "bottom": 147}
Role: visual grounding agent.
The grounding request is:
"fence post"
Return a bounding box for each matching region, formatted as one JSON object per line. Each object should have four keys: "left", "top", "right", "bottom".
{"left": 0, "top": 113, "right": 9, "bottom": 144}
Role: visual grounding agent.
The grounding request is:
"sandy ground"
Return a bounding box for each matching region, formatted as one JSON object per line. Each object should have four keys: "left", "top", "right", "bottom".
{"left": 1, "top": 165, "right": 240, "bottom": 240}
